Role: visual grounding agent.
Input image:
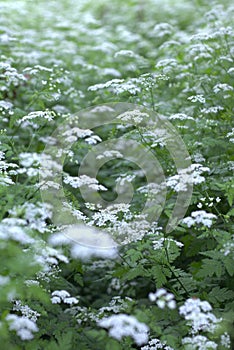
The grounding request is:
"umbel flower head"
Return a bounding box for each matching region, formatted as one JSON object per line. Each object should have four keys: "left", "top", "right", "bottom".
{"left": 97, "top": 313, "right": 149, "bottom": 346}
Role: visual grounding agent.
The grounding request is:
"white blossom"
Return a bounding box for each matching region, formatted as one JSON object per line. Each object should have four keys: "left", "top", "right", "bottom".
{"left": 182, "top": 210, "right": 217, "bottom": 228}
{"left": 51, "top": 290, "right": 79, "bottom": 305}
{"left": 153, "top": 22, "right": 173, "bottom": 38}
{"left": 201, "top": 106, "right": 224, "bottom": 114}
{"left": 141, "top": 338, "right": 174, "bottom": 350}
{"left": 167, "top": 164, "right": 209, "bottom": 192}
{"left": 117, "top": 109, "right": 149, "bottom": 124}
{"left": 213, "top": 83, "right": 233, "bottom": 94}
{"left": 96, "top": 150, "right": 123, "bottom": 160}
{"left": 227, "top": 128, "right": 234, "bottom": 143}
{"left": 32, "top": 238, "right": 69, "bottom": 269}
{"left": 13, "top": 300, "right": 41, "bottom": 322}
{"left": 9, "top": 202, "right": 53, "bottom": 233}
{"left": 98, "top": 314, "right": 149, "bottom": 346}
{"left": 64, "top": 174, "right": 107, "bottom": 191}
{"left": 0, "top": 222, "right": 34, "bottom": 244}
{"left": 220, "top": 332, "right": 231, "bottom": 349}
{"left": 188, "top": 95, "right": 206, "bottom": 103}
{"left": 179, "top": 298, "right": 220, "bottom": 334}
{"left": 50, "top": 224, "right": 118, "bottom": 261}
{"left": 169, "top": 113, "right": 194, "bottom": 121}
{"left": 6, "top": 314, "right": 38, "bottom": 340}
{"left": 149, "top": 288, "right": 176, "bottom": 309}
{"left": 21, "top": 110, "right": 55, "bottom": 122}
{"left": 0, "top": 275, "right": 10, "bottom": 286}
{"left": 182, "top": 335, "right": 217, "bottom": 349}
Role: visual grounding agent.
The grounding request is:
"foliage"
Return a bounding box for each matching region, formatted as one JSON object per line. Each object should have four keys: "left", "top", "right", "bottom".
{"left": 0, "top": 0, "right": 234, "bottom": 349}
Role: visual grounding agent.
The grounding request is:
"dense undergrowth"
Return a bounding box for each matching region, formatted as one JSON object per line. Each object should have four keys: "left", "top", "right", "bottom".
{"left": 0, "top": 0, "right": 234, "bottom": 349}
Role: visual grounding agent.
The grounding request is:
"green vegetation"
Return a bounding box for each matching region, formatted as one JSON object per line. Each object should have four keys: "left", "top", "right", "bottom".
{"left": 0, "top": 0, "right": 234, "bottom": 349}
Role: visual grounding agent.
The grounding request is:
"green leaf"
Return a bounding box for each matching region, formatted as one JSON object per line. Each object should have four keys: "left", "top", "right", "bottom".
{"left": 74, "top": 273, "right": 84, "bottom": 286}
{"left": 209, "top": 287, "right": 234, "bottom": 303}
{"left": 105, "top": 339, "right": 122, "bottom": 350}
{"left": 197, "top": 259, "right": 223, "bottom": 278}
{"left": 226, "top": 207, "right": 234, "bottom": 217}
{"left": 150, "top": 265, "right": 168, "bottom": 287}
{"left": 223, "top": 257, "right": 234, "bottom": 276}
{"left": 123, "top": 266, "right": 149, "bottom": 281}
{"left": 57, "top": 332, "right": 73, "bottom": 350}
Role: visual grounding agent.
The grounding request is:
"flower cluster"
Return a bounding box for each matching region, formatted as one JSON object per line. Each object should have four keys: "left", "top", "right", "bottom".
{"left": 13, "top": 300, "right": 41, "bottom": 322}
{"left": 227, "top": 128, "right": 234, "bottom": 143}
{"left": 182, "top": 335, "right": 218, "bottom": 349}
{"left": 97, "top": 314, "right": 149, "bottom": 345}
{"left": 141, "top": 338, "right": 174, "bottom": 350}
{"left": 167, "top": 164, "right": 210, "bottom": 192}
{"left": 62, "top": 126, "right": 101, "bottom": 144}
{"left": 152, "top": 237, "right": 183, "bottom": 251}
{"left": 51, "top": 290, "right": 79, "bottom": 305}
{"left": 8, "top": 202, "right": 53, "bottom": 233}
{"left": 182, "top": 210, "right": 217, "bottom": 228}
{"left": 179, "top": 298, "right": 220, "bottom": 334}
{"left": 6, "top": 314, "right": 38, "bottom": 340}
{"left": 149, "top": 288, "right": 176, "bottom": 309}
{"left": 0, "top": 221, "right": 34, "bottom": 244}
{"left": 63, "top": 174, "right": 107, "bottom": 191}
{"left": 49, "top": 224, "right": 118, "bottom": 261}
{"left": 117, "top": 109, "right": 149, "bottom": 124}
{"left": 21, "top": 110, "right": 56, "bottom": 122}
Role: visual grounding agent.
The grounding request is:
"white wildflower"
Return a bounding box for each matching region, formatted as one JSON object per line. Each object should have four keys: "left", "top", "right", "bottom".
{"left": 97, "top": 314, "right": 149, "bottom": 346}
{"left": 0, "top": 100, "right": 13, "bottom": 110}
{"left": 85, "top": 134, "right": 102, "bottom": 144}
{"left": 220, "top": 332, "right": 231, "bottom": 349}
{"left": 153, "top": 22, "right": 173, "bottom": 37}
{"left": 117, "top": 109, "right": 149, "bottom": 124}
{"left": 6, "top": 314, "right": 38, "bottom": 340}
{"left": 201, "top": 106, "right": 224, "bottom": 114}
{"left": 51, "top": 290, "right": 79, "bottom": 305}
{"left": 213, "top": 83, "right": 233, "bottom": 94}
{"left": 156, "top": 59, "right": 177, "bottom": 73}
{"left": 33, "top": 240, "right": 69, "bottom": 268}
{"left": 51, "top": 224, "right": 118, "bottom": 261}
{"left": 182, "top": 210, "right": 217, "bottom": 228}
{"left": 102, "top": 67, "right": 121, "bottom": 77}
{"left": 21, "top": 110, "right": 55, "bottom": 122}
{"left": 90, "top": 105, "right": 115, "bottom": 113}
{"left": 71, "top": 243, "right": 118, "bottom": 261}
{"left": 221, "top": 235, "right": 234, "bottom": 256}
{"left": 19, "top": 152, "right": 40, "bottom": 167}
{"left": 188, "top": 95, "right": 206, "bottom": 103}
{"left": 141, "top": 338, "right": 174, "bottom": 350}
{"left": 149, "top": 288, "right": 176, "bottom": 309}
{"left": 96, "top": 150, "right": 123, "bottom": 160}
{"left": 227, "top": 128, "right": 234, "bottom": 143}
{"left": 169, "top": 113, "right": 194, "bottom": 121}
{"left": 62, "top": 126, "right": 93, "bottom": 140}
{"left": 9, "top": 202, "right": 53, "bottom": 233}
{"left": 0, "top": 223, "right": 34, "bottom": 244}
{"left": 88, "top": 79, "right": 124, "bottom": 92}
{"left": 0, "top": 275, "right": 10, "bottom": 286}
{"left": 182, "top": 335, "right": 217, "bottom": 349}
{"left": 179, "top": 298, "right": 220, "bottom": 334}
{"left": 114, "top": 49, "right": 137, "bottom": 58}
{"left": 152, "top": 237, "right": 183, "bottom": 251}
{"left": 24, "top": 280, "right": 40, "bottom": 287}
{"left": 13, "top": 300, "right": 41, "bottom": 322}
{"left": 167, "top": 164, "right": 209, "bottom": 192}
{"left": 63, "top": 174, "right": 107, "bottom": 191}
{"left": 98, "top": 296, "right": 133, "bottom": 315}
{"left": 23, "top": 65, "right": 53, "bottom": 74}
